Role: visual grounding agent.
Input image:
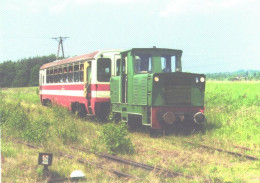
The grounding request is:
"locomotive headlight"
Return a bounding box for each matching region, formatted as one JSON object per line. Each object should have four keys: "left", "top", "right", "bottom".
{"left": 200, "top": 77, "right": 205, "bottom": 82}
{"left": 154, "top": 77, "right": 159, "bottom": 82}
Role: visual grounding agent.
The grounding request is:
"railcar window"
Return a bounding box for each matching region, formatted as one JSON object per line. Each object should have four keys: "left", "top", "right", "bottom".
{"left": 79, "top": 64, "right": 84, "bottom": 82}
{"left": 58, "top": 74, "right": 62, "bottom": 83}
{"left": 74, "top": 72, "right": 79, "bottom": 82}
{"left": 50, "top": 75, "right": 53, "bottom": 83}
{"left": 49, "top": 69, "right": 54, "bottom": 83}
{"left": 79, "top": 71, "right": 83, "bottom": 82}
{"left": 68, "top": 66, "right": 73, "bottom": 82}
{"left": 74, "top": 65, "right": 79, "bottom": 71}
{"left": 63, "top": 67, "right": 68, "bottom": 83}
{"left": 73, "top": 64, "right": 79, "bottom": 82}
{"left": 97, "top": 58, "right": 111, "bottom": 82}
{"left": 63, "top": 73, "right": 68, "bottom": 83}
{"left": 80, "top": 64, "right": 84, "bottom": 71}
{"left": 58, "top": 68, "right": 62, "bottom": 73}
{"left": 135, "top": 54, "right": 152, "bottom": 73}
{"left": 68, "top": 73, "right": 73, "bottom": 82}
{"left": 161, "top": 55, "right": 176, "bottom": 72}
{"left": 47, "top": 70, "right": 50, "bottom": 83}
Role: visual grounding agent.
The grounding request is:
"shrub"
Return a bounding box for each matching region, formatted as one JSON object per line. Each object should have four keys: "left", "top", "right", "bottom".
{"left": 94, "top": 122, "right": 134, "bottom": 154}
{"left": 0, "top": 96, "right": 79, "bottom": 144}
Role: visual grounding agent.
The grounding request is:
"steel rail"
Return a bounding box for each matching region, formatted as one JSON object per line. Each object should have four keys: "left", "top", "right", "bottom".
{"left": 9, "top": 139, "right": 140, "bottom": 180}
{"left": 184, "top": 141, "right": 259, "bottom": 161}
{"left": 71, "top": 146, "right": 194, "bottom": 179}
{"left": 58, "top": 152, "right": 140, "bottom": 180}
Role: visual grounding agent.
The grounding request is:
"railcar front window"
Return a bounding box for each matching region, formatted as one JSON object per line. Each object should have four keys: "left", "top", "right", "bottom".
{"left": 97, "top": 58, "right": 111, "bottom": 82}
{"left": 135, "top": 54, "right": 152, "bottom": 73}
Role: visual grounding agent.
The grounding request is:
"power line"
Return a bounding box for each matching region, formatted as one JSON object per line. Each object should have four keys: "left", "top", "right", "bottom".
{"left": 52, "top": 36, "right": 69, "bottom": 59}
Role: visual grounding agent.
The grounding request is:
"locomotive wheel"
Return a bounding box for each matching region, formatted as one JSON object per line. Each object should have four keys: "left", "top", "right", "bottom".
{"left": 127, "top": 114, "right": 142, "bottom": 131}
{"left": 149, "top": 128, "right": 163, "bottom": 137}
{"left": 112, "top": 112, "right": 121, "bottom": 123}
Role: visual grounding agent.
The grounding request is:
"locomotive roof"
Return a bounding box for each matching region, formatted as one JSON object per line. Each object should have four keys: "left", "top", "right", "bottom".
{"left": 40, "top": 49, "right": 121, "bottom": 69}
{"left": 121, "top": 48, "right": 183, "bottom": 55}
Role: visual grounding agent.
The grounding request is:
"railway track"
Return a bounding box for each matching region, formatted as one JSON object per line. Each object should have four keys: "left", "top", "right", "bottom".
{"left": 57, "top": 152, "right": 140, "bottom": 180}
{"left": 10, "top": 139, "right": 195, "bottom": 180}
{"left": 184, "top": 140, "right": 259, "bottom": 161}
{"left": 9, "top": 138, "right": 258, "bottom": 182}
{"left": 9, "top": 138, "right": 140, "bottom": 180}
{"left": 71, "top": 146, "right": 193, "bottom": 179}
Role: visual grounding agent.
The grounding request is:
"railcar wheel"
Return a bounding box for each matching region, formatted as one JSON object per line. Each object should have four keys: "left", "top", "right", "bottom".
{"left": 42, "top": 99, "right": 51, "bottom": 106}
{"left": 71, "top": 102, "right": 77, "bottom": 114}
{"left": 77, "top": 103, "right": 87, "bottom": 117}
{"left": 96, "top": 103, "right": 110, "bottom": 121}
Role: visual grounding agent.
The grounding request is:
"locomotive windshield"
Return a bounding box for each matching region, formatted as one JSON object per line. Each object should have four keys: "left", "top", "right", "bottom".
{"left": 134, "top": 54, "right": 181, "bottom": 73}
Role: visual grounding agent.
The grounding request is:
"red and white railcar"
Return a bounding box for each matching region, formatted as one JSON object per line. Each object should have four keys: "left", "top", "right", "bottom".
{"left": 39, "top": 49, "right": 121, "bottom": 118}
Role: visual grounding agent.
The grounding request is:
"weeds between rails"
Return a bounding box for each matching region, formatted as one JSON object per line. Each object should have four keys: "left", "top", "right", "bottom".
{"left": 71, "top": 146, "right": 195, "bottom": 180}
{"left": 10, "top": 138, "right": 197, "bottom": 180}
{"left": 9, "top": 138, "right": 140, "bottom": 181}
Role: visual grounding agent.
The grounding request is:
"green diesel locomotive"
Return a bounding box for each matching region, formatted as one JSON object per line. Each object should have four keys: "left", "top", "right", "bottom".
{"left": 110, "top": 47, "right": 206, "bottom": 129}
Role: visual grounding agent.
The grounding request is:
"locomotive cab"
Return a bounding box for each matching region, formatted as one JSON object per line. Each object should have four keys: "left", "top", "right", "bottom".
{"left": 110, "top": 48, "right": 206, "bottom": 129}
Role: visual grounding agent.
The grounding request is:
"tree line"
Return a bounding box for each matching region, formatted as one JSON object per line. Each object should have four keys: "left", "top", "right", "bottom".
{"left": 206, "top": 70, "right": 260, "bottom": 81}
{"left": 0, "top": 55, "right": 56, "bottom": 87}
{"left": 0, "top": 55, "right": 259, "bottom": 88}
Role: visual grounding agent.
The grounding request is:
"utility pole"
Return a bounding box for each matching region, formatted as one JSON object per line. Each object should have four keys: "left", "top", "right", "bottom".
{"left": 52, "top": 36, "right": 69, "bottom": 59}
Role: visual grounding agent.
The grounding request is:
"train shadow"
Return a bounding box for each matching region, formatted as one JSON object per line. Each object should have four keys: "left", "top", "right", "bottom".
{"left": 128, "top": 120, "right": 216, "bottom": 137}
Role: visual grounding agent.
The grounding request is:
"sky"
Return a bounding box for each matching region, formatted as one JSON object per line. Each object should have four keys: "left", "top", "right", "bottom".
{"left": 0, "top": 0, "right": 260, "bottom": 73}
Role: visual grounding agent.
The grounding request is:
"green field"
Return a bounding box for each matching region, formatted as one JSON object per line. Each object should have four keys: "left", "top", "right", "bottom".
{"left": 1, "top": 81, "right": 259, "bottom": 182}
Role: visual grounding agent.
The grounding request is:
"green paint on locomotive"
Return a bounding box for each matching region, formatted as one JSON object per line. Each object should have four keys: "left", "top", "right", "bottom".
{"left": 110, "top": 48, "right": 206, "bottom": 128}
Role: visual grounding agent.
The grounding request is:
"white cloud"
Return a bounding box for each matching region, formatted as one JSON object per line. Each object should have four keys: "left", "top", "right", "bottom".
{"left": 159, "top": 0, "right": 260, "bottom": 17}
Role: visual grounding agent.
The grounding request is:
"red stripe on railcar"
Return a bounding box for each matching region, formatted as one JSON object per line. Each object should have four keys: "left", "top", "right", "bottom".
{"left": 41, "top": 84, "right": 110, "bottom": 91}
{"left": 41, "top": 84, "right": 84, "bottom": 90}
{"left": 90, "top": 84, "right": 110, "bottom": 91}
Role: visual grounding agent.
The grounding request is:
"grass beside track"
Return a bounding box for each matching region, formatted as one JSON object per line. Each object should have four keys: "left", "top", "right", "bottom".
{"left": 1, "top": 81, "right": 260, "bottom": 182}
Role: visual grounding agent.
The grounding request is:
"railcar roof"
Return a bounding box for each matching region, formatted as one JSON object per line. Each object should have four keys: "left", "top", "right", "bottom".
{"left": 40, "top": 49, "right": 121, "bottom": 69}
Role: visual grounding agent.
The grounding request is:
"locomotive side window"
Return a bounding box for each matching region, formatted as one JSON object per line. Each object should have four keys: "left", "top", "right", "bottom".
{"left": 161, "top": 55, "right": 176, "bottom": 73}
{"left": 97, "top": 58, "right": 111, "bottom": 82}
{"left": 116, "top": 59, "right": 121, "bottom": 76}
{"left": 135, "top": 54, "right": 152, "bottom": 73}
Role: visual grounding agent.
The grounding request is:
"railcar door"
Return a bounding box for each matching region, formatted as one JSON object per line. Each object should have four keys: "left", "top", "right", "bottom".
{"left": 84, "top": 62, "right": 92, "bottom": 113}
